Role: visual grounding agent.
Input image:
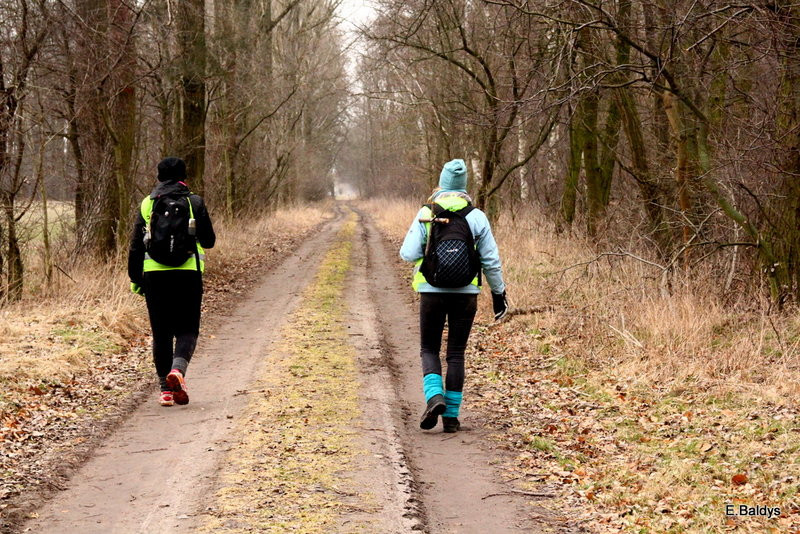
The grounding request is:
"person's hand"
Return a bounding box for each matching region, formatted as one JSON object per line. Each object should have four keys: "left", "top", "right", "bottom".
{"left": 492, "top": 290, "right": 508, "bottom": 321}
{"left": 130, "top": 282, "right": 145, "bottom": 296}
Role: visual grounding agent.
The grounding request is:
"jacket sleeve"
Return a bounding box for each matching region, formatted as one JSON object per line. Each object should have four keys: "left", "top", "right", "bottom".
{"left": 399, "top": 207, "right": 428, "bottom": 262}
{"left": 191, "top": 195, "right": 216, "bottom": 249}
{"left": 472, "top": 210, "right": 506, "bottom": 294}
{"left": 127, "top": 212, "right": 146, "bottom": 285}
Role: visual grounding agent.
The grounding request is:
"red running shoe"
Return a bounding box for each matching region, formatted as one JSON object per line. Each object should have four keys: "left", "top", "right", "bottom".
{"left": 166, "top": 369, "right": 189, "bottom": 405}
{"left": 159, "top": 390, "right": 174, "bottom": 407}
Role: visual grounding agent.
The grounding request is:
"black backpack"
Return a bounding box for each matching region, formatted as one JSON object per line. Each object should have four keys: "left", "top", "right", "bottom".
{"left": 419, "top": 203, "right": 481, "bottom": 288}
{"left": 144, "top": 194, "right": 197, "bottom": 267}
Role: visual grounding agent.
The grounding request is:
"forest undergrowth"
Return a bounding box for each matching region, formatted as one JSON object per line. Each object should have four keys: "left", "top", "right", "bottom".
{"left": 0, "top": 203, "right": 330, "bottom": 526}
{"left": 366, "top": 197, "right": 800, "bottom": 533}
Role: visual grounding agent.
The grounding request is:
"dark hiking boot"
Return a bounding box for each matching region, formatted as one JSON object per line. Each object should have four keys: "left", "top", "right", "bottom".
{"left": 420, "top": 394, "right": 446, "bottom": 430}
{"left": 442, "top": 417, "right": 461, "bottom": 433}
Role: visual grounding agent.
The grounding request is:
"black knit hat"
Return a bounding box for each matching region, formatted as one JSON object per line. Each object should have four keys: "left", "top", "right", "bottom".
{"left": 157, "top": 157, "right": 187, "bottom": 182}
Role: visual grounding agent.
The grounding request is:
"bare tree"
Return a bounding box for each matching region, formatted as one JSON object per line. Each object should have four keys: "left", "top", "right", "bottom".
{"left": 0, "top": 0, "right": 49, "bottom": 300}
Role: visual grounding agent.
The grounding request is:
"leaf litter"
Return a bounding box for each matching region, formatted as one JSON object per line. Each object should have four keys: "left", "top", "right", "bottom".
{"left": 467, "top": 315, "right": 800, "bottom": 533}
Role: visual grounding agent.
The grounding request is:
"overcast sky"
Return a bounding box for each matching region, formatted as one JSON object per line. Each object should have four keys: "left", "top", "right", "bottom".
{"left": 334, "top": 0, "right": 376, "bottom": 89}
{"left": 336, "top": 0, "right": 375, "bottom": 33}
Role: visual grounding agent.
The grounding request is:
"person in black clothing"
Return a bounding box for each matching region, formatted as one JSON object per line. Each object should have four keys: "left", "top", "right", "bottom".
{"left": 128, "top": 157, "right": 215, "bottom": 406}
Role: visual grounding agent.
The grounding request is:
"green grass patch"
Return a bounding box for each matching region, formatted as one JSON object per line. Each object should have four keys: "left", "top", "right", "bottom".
{"left": 529, "top": 436, "right": 556, "bottom": 453}
{"left": 554, "top": 356, "right": 587, "bottom": 376}
{"left": 51, "top": 324, "right": 121, "bottom": 355}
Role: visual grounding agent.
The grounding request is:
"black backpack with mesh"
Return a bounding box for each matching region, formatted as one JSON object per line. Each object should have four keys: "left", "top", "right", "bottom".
{"left": 419, "top": 203, "right": 481, "bottom": 288}
{"left": 144, "top": 194, "right": 197, "bottom": 267}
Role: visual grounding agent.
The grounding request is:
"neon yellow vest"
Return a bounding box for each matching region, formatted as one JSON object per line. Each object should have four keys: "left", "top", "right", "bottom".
{"left": 141, "top": 196, "right": 205, "bottom": 273}
{"left": 412, "top": 194, "right": 480, "bottom": 291}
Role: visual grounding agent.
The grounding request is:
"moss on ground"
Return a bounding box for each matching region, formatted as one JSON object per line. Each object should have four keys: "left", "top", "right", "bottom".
{"left": 202, "top": 214, "right": 374, "bottom": 533}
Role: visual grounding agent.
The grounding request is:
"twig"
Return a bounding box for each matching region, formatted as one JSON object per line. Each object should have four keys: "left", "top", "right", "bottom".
{"left": 507, "top": 305, "right": 556, "bottom": 317}
{"left": 55, "top": 264, "right": 76, "bottom": 283}
{"left": 607, "top": 324, "right": 644, "bottom": 348}
{"left": 569, "top": 387, "right": 590, "bottom": 398}
{"left": 233, "top": 388, "right": 270, "bottom": 396}
{"left": 130, "top": 447, "right": 168, "bottom": 454}
{"left": 550, "top": 251, "right": 666, "bottom": 275}
{"left": 481, "top": 490, "right": 555, "bottom": 500}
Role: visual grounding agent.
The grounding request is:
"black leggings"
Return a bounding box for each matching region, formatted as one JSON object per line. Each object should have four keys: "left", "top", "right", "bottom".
{"left": 419, "top": 293, "right": 478, "bottom": 392}
{"left": 143, "top": 270, "right": 203, "bottom": 389}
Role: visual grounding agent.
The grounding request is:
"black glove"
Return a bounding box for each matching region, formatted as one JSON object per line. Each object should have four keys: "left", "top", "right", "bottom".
{"left": 492, "top": 290, "right": 508, "bottom": 321}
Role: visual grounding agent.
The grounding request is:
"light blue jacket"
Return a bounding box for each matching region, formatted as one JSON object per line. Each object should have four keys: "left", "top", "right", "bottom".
{"left": 399, "top": 194, "right": 506, "bottom": 295}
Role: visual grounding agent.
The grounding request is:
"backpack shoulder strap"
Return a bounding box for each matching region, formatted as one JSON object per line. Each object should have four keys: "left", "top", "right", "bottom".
{"left": 456, "top": 205, "right": 475, "bottom": 217}
{"left": 428, "top": 202, "right": 448, "bottom": 217}
{"left": 186, "top": 194, "right": 196, "bottom": 219}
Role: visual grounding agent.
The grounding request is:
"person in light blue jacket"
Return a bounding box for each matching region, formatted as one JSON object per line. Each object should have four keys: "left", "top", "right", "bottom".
{"left": 400, "top": 159, "right": 508, "bottom": 433}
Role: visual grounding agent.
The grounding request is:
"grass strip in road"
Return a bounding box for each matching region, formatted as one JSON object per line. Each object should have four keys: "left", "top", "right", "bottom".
{"left": 202, "top": 214, "right": 372, "bottom": 533}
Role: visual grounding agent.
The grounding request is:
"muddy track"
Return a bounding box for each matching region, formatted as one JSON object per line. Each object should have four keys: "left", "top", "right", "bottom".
{"left": 22, "top": 204, "right": 539, "bottom": 533}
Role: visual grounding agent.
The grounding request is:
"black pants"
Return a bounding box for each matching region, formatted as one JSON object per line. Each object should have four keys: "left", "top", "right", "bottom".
{"left": 420, "top": 293, "right": 478, "bottom": 392}
{"left": 143, "top": 270, "right": 203, "bottom": 390}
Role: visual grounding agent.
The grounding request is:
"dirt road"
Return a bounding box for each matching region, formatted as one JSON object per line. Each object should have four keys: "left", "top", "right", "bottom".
{"left": 23, "top": 205, "right": 540, "bottom": 533}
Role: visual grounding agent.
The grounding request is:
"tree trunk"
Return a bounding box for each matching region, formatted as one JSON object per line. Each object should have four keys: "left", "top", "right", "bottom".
{"left": 581, "top": 91, "right": 603, "bottom": 237}
{"left": 38, "top": 138, "right": 53, "bottom": 289}
{"left": 560, "top": 107, "right": 581, "bottom": 229}
{"left": 774, "top": 3, "right": 800, "bottom": 302}
{"left": 616, "top": 89, "right": 669, "bottom": 254}
{"left": 662, "top": 91, "right": 693, "bottom": 268}
{"left": 475, "top": 103, "right": 499, "bottom": 210}
{"left": 4, "top": 126, "right": 25, "bottom": 301}
{"left": 3, "top": 194, "right": 22, "bottom": 301}
{"left": 177, "top": 0, "right": 207, "bottom": 194}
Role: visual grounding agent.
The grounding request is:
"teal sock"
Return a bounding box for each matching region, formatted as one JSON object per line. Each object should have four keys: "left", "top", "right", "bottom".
{"left": 423, "top": 373, "right": 444, "bottom": 401}
{"left": 443, "top": 391, "right": 463, "bottom": 418}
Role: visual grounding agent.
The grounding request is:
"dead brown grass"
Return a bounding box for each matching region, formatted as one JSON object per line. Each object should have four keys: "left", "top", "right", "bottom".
{"left": 0, "top": 257, "right": 143, "bottom": 386}
{"left": 364, "top": 197, "right": 800, "bottom": 398}
{"left": 0, "top": 203, "right": 330, "bottom": 417}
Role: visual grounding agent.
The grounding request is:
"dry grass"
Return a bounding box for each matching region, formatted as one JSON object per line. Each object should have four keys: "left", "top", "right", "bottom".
{"left": 493, "top": 211, "right": 800, "bottom": 398}
{"left": 364, "top": 196, "right": 800, "bottom": 398}
{"left": 0, "top": 257, "right": 144, "bottom": 387}
{"left": 0, "top": 203, "right": 330, "bottom": 416}
{"left": 211, "top": 203, "right": 332, "bottom": 273}
{"left": 362, "top": 197, "right": 800, "bottom": 532}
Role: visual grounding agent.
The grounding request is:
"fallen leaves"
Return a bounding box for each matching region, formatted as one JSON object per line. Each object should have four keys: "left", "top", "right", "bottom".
{"left": 461, "top": 315, "right": 800, "bottom": 533}
{"left": 732, "top": 474, "right": 749, "bottom": 486}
